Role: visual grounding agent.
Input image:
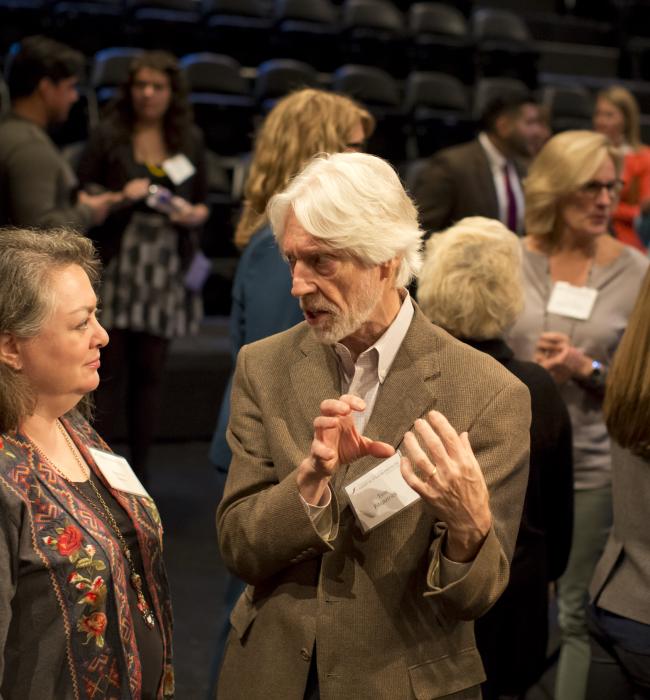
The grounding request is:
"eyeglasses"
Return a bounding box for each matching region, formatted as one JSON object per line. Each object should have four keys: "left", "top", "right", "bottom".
{"left": 344, "top": 141, "right": 367, "bottom": 153}
{"left": 577, "top": 179, "right": 624, "bottom": 199}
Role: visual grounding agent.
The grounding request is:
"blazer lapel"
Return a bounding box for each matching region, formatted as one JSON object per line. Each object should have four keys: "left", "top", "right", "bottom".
{"left": 290, "top": 329, "right": 341, "bottom": 435}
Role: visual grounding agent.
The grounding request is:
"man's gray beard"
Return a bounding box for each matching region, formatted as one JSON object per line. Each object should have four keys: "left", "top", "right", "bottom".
{"left": 305, "top": 278, "right": 378, "bottom": 346}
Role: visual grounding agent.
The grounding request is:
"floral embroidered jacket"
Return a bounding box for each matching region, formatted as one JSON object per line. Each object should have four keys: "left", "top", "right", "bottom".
{"left": 0, "top": 412, "right": 174, "bottom": 699}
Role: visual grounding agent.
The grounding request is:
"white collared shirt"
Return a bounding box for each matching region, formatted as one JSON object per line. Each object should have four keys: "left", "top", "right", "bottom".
{"left": 333, "top": 293, "right": 414, "bottom": 433}
{"left": 478, "top": 131, "right": 525, "bottom": 234}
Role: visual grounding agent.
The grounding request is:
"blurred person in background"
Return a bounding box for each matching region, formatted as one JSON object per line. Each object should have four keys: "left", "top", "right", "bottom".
{"left": 418, "top": 216, "right": 573, "bottom": 700}
{"left": 587, "top": 269, "right": 650, "bottom": 700}
{"left": 77, "top": 50, "right": 209, "bottom": 483}
{"left": 593, "top": 85, "right": 650, "bottom": 252}
{"left": 0, "top": 228, "right": 173, "bottom": 700}
{"left": 508, "top": 130, "right": 649, "bottom": 700}
{"left": 412, "top": 92, "right": 544, "bottom": 236}
{"left": 0, "top": 36, "right": 116, "bottom": 229}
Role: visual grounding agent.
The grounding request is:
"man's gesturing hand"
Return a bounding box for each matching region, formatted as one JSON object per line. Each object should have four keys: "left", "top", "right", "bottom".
{"left": 297, "top": 394, "right": 395, "bottom": 506}
{"left": 400, "top": 410, "right": 492, "bottom": 562}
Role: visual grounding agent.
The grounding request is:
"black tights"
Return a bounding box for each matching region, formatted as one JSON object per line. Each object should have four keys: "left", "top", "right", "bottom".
{"left": 94, "top": 329, "right": 170, "bottom": 480}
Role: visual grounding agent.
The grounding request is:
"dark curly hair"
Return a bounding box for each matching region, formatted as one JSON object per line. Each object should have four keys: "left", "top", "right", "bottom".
{"left": 106, "top": 50, "right": 193, "bottom": 154}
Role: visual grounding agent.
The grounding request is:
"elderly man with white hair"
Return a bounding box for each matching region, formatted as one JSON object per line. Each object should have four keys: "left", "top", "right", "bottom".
{"left": 216, "top": 152, "right": 531, "bottom": 700}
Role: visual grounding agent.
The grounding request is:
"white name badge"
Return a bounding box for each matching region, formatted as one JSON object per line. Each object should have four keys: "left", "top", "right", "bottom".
{"left": 546, "top": 281, "right": 598, "bottom": 321}
{"left": 344, "top": 451, "right": 420, "bottom": 533}
{"left": 162, "top": 153, "right": 196, "bottom": 186}
{"left": 88, "top": 447, "right": 150, "bottom": 498}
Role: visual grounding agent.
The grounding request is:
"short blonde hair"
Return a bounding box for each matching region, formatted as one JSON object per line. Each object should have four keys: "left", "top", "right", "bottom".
{"left": 268, "top": 152, "right": 423, "bottom": 287}
{"left": 524, "top": 130, "right": 622, "bottom": 249}
{"left": 597, "top": 85, "right": 641, "bottom": 149}
{"left": 417, "top": 217, "right": 523, "bottom": 340}
{"left": 0, "top": 227, "right": 100, "bottom": 432}
{"left": 234, "top": 88, "right": 374, "bottom": 249}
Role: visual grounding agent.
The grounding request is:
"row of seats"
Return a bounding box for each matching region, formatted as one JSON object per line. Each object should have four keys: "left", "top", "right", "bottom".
{"left": 21, "top": 47, "right": 650, "bottom": 160}
{"left": 0, "top": 0, "right": 645, "bottom": 85}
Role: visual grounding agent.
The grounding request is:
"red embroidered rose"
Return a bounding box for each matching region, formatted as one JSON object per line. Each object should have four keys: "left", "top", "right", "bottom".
{"left": 56, "top": 525, "right": 83, "bottom": 556}
{"left": 83, "top": 612, "right": 106, "bottom": 635}
{"left": 77, "top": 612, "right": 107, "bottom": 647}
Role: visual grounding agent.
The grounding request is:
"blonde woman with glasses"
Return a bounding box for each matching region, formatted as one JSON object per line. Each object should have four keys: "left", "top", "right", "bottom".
{"left": 508, "top": 130, "right": 649, "bottom": 700}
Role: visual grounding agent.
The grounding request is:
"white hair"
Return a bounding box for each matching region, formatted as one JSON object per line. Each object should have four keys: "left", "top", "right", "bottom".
{"left": 417, "top": 217, "right": 524, "bottom": 340}
{"left": 267, "top": 152, "right": 423, "bottom": 287}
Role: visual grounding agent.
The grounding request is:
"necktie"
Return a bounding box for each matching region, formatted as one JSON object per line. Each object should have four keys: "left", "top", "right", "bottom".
{"left": 503, "top": 163, "right": 518, "bottom": 233}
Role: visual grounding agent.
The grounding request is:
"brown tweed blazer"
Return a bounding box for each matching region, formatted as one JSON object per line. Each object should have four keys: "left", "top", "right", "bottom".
{"left": 216, "top": 305, "right": 531, "bottom": 700}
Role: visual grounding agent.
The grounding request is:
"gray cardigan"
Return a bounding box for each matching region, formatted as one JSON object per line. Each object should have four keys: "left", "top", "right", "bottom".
{"left": 508, "top": 242, "right": 649, "bottom": 490}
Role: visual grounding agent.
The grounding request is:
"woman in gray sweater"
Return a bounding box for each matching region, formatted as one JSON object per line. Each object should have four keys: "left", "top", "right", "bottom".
{"left": 508, "top": 130, "right": 649, "bottom": 700}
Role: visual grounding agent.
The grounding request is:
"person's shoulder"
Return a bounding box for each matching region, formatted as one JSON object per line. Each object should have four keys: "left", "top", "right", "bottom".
{"left": 603, "top": 236, "right": 649, "bottom": 275}
{"left": 65, "top": 411, "right": 110, "bottom": 452}
{"left": 431, "top": 138, "right": 481, "bottom": 165}
{"left": 242, "top": 322, "right": 307, "bottom": 357}
{"left": 502, "top": 355, "right": 559, "bottom": 397}
{"left": 413, "top": 315, "right": 526, "bottom": 394}
{"left": 0, "top": 115, "right": 49, "bottom": 154}
{"left": 0, "top": 431, "right": 23, "bottom": 473}
{"left": 619, "top": 240, "right": 650, "bottom": 271}
{"left": 0, "top": 431, "right": 31, "bottom": 508}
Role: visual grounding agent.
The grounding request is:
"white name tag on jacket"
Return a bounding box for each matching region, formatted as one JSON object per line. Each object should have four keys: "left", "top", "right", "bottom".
{"left": 162, "top": 153, "right": 195, "bottom": 185}
{"left": 546, "top": 281, "right": 598, "bottom": 321}
{"left": 344, "top": 451, "right": 420, "bottom": 533}
{"left": 88, "top": 447, "right": 149, "bottom": 498}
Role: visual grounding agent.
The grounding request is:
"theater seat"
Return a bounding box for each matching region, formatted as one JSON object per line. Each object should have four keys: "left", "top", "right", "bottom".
{"left": 340, "top": 0, "right": 406, "bottom": 76}
{"left": 272, "top": 0, "right": 340, "bottom": 71}
{"left": 541, "top": 85, "right": 593, "bottom": 133}
{"left": 180, "top": 52, "right": 255, "bottom": 156}
{"left": 253, "top": 58, "right": 319, "bottom": 113}
{"left": 472, "top": 8, "right": 538, "bottom": 87}
{"left": 333, "top": 63, "right": 406, "bottom": 164}
{"left": 404, "top": 71, "right": 473, "bottom": 158}
{"left": 203, "top": 0, "right": 273, "bottom": 67}
{"left": 407, "top": 2, "right": 474, "bottom": 84}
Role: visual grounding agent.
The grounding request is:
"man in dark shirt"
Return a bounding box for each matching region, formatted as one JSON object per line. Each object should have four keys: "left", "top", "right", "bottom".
{"left": 0, "top": 36, "right": 116, "bottom": 229}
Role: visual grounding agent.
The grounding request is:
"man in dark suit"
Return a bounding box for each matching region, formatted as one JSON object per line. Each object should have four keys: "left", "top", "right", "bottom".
{"left": 412, "top": 93, "right": 544, "bottom": 237}
{"left": 216, "top": 152, "right": 531, "bottom": 699}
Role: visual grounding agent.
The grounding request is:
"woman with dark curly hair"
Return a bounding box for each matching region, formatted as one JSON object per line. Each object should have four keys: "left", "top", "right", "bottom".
{"left": 77, "top": 51, "right": 209, "bottom": 482}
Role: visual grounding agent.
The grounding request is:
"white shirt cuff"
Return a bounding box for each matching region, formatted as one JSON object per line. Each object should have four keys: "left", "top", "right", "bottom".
{"left": 300, "top": 488, "right": 334, "bottom": 540}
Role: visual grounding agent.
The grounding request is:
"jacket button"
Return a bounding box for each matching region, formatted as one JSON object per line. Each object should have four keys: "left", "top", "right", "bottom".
{"left": 300, "top": 648, "right": 311, "bottom": 662}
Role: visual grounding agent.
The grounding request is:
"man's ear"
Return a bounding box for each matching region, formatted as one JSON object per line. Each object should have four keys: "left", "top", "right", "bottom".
{"left": 494, "top": 112, "right": 513, "bottom": 140}
{"left": 379, "top": 256, "right": 400, "bottom": 282}
{"left": 35, "top": 76, "right": 55, "bottom": 101}
{"left": 0, "top": 333, "right": 23, "bottom": 371}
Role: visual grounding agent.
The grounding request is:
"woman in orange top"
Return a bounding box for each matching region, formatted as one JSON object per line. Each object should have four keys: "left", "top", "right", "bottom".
{"left": 593, "top": 85, "right": 650, "bottom": 252}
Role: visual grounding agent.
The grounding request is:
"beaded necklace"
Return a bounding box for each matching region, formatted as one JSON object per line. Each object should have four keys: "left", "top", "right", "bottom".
{"left": 30, "top": 421, "right": 156, "bottom": 629}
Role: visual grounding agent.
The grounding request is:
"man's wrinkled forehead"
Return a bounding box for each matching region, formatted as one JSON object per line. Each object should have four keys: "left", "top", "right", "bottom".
{"left": 281, "top": 209, "right": 341, "bottom": 256}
